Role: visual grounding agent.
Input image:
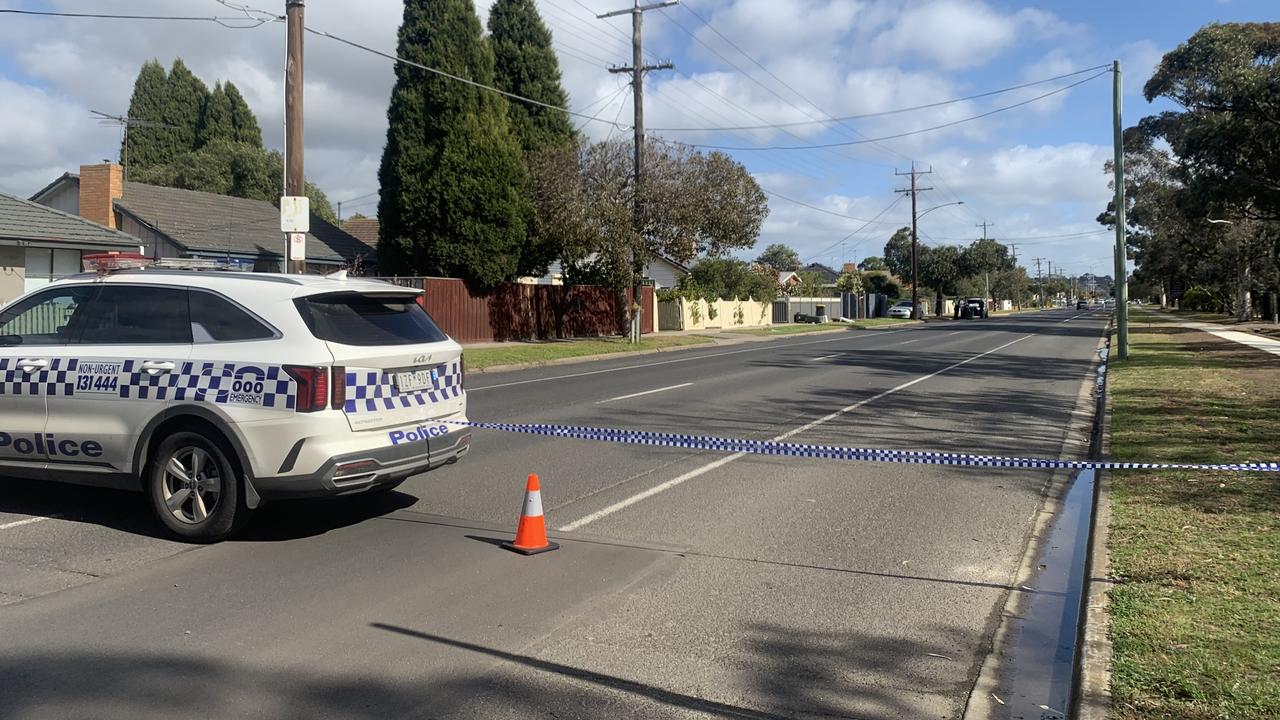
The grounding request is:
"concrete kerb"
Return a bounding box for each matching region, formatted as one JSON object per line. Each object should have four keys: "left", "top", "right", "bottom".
{"left": 464, "top": 323, "right": 912, "bottom": 375}
{"left": 1077, "top": 338, "right": 1116, "bottom": 720}
{"left": 962, "top": 322, "right": 1109, "bottom": 719}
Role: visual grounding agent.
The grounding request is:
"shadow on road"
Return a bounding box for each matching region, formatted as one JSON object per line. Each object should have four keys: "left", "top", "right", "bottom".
{"left": 0, "top": 476, "right": 418, "bottom": 542}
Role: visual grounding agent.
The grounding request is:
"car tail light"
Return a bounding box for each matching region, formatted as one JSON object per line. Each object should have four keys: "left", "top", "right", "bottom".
{"left": 284, "top": 365, "right": 327, "bottom": 413}
{"left": 330, "top": 366, "right": 346, "bottom": 411}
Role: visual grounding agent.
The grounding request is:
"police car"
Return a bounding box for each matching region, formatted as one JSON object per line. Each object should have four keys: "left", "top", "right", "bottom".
{"left": 0, "top": 257, "right": 470, "bottom": 541}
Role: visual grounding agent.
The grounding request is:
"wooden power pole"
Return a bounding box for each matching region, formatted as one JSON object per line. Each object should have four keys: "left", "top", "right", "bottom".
{"left": 599, "top": 0, "right": 674, "bottom": 343}
{"left": 895, "top": 163, "right": 933, "bottom": 320}
{"left": 284, "top": 0, "right": 306, "bottom": 274}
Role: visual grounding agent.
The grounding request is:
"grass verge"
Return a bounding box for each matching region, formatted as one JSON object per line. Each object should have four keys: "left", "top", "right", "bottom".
{"left": 724, "top": 317, "right": 916, "bottom": 336}
{"left": 1107, "top": 308, "right": 1280, "bottom": 719}
{"left": 464, "top": 335, "right": 713, "bottom": 370}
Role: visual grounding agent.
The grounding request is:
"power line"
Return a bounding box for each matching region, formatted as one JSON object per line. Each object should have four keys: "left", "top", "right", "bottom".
{"left": 0, "top": 7, "right": 273, "bottom": 28}
{"left": 302, "top": 26, "right": 629, "bottom": 129}
{"left": 649, "top": 64, "right": 1112, "bottom": 132}
{"left": 799, "top": 195, "right": 907, "bottom": 264}
{"left": 763, "top": 188, "right": 908, "bottom": 225}
{"left": 680, "top": 71, "right": 1111, "bottom": 152}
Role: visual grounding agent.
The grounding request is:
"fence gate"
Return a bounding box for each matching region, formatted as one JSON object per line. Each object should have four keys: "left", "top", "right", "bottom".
{"left": 771, "top": 300, "right": 790, "bottom": 323}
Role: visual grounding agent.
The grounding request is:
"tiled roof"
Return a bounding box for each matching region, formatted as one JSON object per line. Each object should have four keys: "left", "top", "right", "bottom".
{"left": 0, "top": 191, "right": 140, "bottom": 248}
{"left": 340, "top": 217, "right": 379, "bottom": 248}
{"left": 114, "top": 182, "right": 376, "bottom": 263}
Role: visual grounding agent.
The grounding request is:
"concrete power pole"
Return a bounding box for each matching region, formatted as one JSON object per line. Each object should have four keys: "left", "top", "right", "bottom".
{"left": 284, "top": 0, "right": 305, "bottom": 275}
{"left": 599, "top": 1, "right": 675, "bottom": 343}
{"left": 895, "top": 163, "right": 933, "bottom": 320}
{"left": 1112, "top": 59, "right": 1129, "bottom": 358}
{"left": 976, "top": 220, "right": 995, "bottom": 240}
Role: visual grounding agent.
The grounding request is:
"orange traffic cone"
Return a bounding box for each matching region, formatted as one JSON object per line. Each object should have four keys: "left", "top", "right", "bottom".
{"left": 502, "top": 474, "right": 559, "bottom": 555}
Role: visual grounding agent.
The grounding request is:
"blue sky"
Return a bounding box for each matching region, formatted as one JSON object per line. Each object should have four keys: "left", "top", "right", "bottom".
{"left": 0, "top": 1, "right": 1275, "bottom": 278}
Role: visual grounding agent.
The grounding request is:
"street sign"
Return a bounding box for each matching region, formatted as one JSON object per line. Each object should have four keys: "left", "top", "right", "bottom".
{"left": 280, "top": 196, "right": 310, "bottom": 232}
{"left": 288, "top": 232, "right": 306, "bottom": 262}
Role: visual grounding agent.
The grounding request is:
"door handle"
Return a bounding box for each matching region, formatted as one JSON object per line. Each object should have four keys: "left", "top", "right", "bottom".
{"left": 18, "top": 358, "right": 48, "bottom": 374}
{"left": 141, "top": 360, "right": 175, "bottom": 376}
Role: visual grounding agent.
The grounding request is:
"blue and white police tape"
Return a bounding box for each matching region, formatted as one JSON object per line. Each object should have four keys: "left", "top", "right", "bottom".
{"left": 445, "top": 420, "right": 1280, "bottom": 473}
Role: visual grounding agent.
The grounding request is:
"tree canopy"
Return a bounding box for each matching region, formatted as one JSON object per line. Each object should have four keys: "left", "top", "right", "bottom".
{"left": 527, "top": 137, "right": 768, "bottom": 292}
{"left": 378, "top": 0, "right": 532, "bottom": 291}
{"left": 882, "top": 227, "right": 915, "bottom": 280}
{"left": 756, "top": 243, "right": 800, "bottom": 271}
{"left": 488, "top": 0, "right": 575, "bottom": 155}
{"left": 120, "top": 59, "right": 333, "bottom": 222}
{"left": 1100, "top": 22, "right": 1280, "bottom": 320}
{"left": 681, "top": 258, "right": 777, "bottom": 302}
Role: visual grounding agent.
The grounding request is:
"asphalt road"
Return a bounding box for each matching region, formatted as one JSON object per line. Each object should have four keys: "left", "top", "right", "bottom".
{"left": 0, "top": 308, "right": 1109, "bottom": 720}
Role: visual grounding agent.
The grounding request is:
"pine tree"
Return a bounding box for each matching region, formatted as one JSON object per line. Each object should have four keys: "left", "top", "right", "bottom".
{"left": 196, "top": 82, "right": 234, "bottom": 148}
{"left": 378, "top": 0, "right": 531, "bottom": 291}
{"left": 224, "top": 81, "right": 263, "bottom": 147}
{"left": 161, "top": 59, "right": 210, "bottom": 160}
{"left": 121, "top": 60, "right": 170, "bottom": 169}
{"left": 487, "top": 0, "right": 575, "bottom": 155}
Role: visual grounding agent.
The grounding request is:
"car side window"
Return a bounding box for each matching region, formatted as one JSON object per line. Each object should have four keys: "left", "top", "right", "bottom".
{"left": 74, "top": 285, "right": 193, "bottom": 345}
{"left": 189, "top": 290, "right": 276, "bottom": 342}
{"left": 0, "top": 286, "right": 97, "bottom": 346}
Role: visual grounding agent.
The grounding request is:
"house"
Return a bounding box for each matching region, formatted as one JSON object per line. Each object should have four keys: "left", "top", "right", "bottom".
{"left": 798, "top": 262, "right": 841, "bottom": 284}
{"left": 341, "top": 216, "right": 379, "bottom": 251}
{"left": 0, "top": 190, "right": 142, "bottom": 304}
{"left": 521, "top": 255, "right": 689, "bottom": 288}
{"left": 30, "top": 163, "right": 375, "bottom": 273}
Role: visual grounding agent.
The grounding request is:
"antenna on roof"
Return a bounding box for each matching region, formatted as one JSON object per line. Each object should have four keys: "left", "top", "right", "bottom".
{"left": 90, "top": 110, "right": 178, "bottom": 182}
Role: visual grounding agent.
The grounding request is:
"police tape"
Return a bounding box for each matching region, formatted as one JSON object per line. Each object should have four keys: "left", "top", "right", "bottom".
{"left": 445, "top": 420, "right": 1280, "bottom": 473}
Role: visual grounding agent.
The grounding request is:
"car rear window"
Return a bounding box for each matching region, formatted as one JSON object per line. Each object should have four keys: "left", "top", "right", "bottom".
{"left": 294, "top": 292, "right": 448, "bottom": 346}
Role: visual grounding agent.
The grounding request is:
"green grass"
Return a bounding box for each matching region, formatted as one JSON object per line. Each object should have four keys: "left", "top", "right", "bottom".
{"left": 1107, "top": 308, "right": 1280, "bottom": 720}
{"left": 723, "top": 317, "right": 916, "bottom": 336}
{"left": 464, "top": 335, "right": 713, "bottom": 370}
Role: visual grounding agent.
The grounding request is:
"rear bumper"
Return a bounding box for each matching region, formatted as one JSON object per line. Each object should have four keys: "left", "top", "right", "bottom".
{"left": 252, "top": 425, "right": 472, "bottom": 499}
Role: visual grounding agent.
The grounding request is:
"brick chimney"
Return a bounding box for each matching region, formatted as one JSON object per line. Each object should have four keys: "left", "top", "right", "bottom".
{"left": 79, "top": 163, "right": 123, "bottom": 229}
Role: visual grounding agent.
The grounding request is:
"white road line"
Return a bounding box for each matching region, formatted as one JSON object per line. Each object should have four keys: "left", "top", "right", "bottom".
{"left": 899, "top": 338, "right": 922, "bottom": 345}
{"left": 0, "top": 515, "right": 61, "bottom": 531}
{"left": 596, "top": 383, "right": 693, "bottom": 404}
{"left": 469, "top": 330, "right": 912, "bottom": 391}
{"left": 811, "top": 353, "right": 842, "bottom": 361}
{"left": 558, "top": 333, "right": 1036, "bottom": 531}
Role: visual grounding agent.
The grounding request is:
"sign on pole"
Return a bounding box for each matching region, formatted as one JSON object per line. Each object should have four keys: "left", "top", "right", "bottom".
{"left": 280, "top": 196, "right": 310, "bottom": 233}
{"left": 288, "top": 233, "right": 306, "bottom": 262}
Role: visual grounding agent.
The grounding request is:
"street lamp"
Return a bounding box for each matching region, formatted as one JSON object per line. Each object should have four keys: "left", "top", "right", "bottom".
{"left": 911, "top": 201, "right": 964, "bottom": 319}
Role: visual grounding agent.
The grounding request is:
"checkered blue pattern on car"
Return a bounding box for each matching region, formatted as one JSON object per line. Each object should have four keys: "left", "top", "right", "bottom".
{"left": 0, "top": 357, "right": 78, "bottom": 397}
{"left": 119, "top": 361, "right": 294, "bottom": 409}
{"left": 442, "top": 419, "right": 1280, "bottom": 474}
{"left": 344, "top": 359, "right": 463, "bottom": 414}
{"left": 0, "top": 356, "right": 294, "bottom": 409}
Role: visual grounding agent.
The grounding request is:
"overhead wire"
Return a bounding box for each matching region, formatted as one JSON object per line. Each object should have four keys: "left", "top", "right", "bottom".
{"left": 0, "top": 7, "right": 273, "bottom": 28}
{"left": 799, "top": 195, "right": 907, "bottom": 265}
{"left": 649, "top": 63, "right": 1113, "bottom": 132}
{"left": 687, "top": 70, "right": 1111, "bottom": 151}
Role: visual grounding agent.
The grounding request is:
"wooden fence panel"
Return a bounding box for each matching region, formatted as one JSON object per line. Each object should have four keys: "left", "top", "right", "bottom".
{"left": 378, "top": 277, "right": 653, "bottom": 343}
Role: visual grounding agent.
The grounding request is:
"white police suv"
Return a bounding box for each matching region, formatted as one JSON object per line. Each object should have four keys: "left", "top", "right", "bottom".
{"left": 0, "top": 259, "right": 470, "bottom": 541}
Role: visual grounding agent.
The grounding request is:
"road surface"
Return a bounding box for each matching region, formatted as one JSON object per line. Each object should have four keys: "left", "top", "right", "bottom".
{"left": 0, "top": 308, "right": 1108, "bottom": 719}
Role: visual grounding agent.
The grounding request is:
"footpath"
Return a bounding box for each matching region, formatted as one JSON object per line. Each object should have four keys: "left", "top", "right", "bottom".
{"left": 1088, "top": 308, "right": 1279, "bottom": 720}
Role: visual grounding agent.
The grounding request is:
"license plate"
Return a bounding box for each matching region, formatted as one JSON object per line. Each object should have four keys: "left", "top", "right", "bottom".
{"left": 394, "top": 368, "right": 436, "bottom": 392}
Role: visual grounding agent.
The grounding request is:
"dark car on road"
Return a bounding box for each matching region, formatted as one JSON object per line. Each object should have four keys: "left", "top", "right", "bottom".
{"left": 955, "top": 297, "right": 988, "bottom": 319}
{"left": 1077, "top": 299, "right": 1089, "bottom": 309}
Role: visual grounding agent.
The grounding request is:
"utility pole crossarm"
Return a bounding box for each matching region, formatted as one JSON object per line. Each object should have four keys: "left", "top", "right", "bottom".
{"left": 596, "top": 1, "right": 677, "bottom": 18}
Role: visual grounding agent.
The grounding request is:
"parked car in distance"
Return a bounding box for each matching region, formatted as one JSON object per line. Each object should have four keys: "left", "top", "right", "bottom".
{"left": 0, "top": 258, "right": 471, "bottom": 542}
{"left": 954, "top": 297, "right": 988, "bottom": 319}
{"left": 887, "top": 300, "right": 915, "bottom": 319}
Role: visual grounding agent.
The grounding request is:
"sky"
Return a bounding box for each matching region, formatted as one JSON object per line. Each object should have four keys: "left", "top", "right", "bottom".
{"left": 0, "top": 0, "right": 1274, "bottom": 279}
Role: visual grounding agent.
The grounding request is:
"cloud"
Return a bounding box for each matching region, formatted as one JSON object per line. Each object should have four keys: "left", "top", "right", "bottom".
{"left": 869, "top": 0, "right": 1074, "bottom": 70}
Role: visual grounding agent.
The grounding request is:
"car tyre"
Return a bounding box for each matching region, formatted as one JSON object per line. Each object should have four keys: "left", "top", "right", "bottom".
{"left": 146, "top": 431, "right": 248, "bottom": 542}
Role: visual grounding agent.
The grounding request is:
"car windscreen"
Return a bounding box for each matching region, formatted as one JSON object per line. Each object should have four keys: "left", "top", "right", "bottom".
{"left": 294, "top": 292, "right": 448, "bottom": 346}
